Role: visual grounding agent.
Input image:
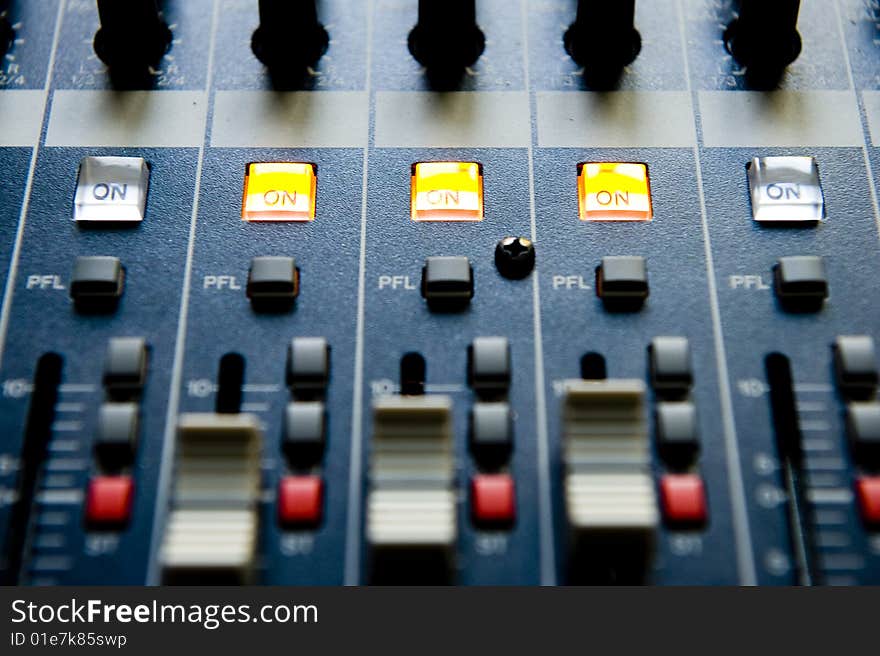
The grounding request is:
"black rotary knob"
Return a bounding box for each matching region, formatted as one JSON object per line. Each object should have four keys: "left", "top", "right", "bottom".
{"left": 1, "top": 2, "right": 14, "bottom": 57}
{"left": 408, "top": 0, "right": 485, "bottom": 82}
{"left": 0, "top": 18, "right": 12, "bottom": 59}
{"left": 725, "top": 0, "right": 802, "bottom": 84}
{"left": 565, "top": 0, "right": 641, "bottom": 83}
{"left": 495, "top": 237, "right": 536, "bottom": 280}
{"left": 94, "top": 0, "right": 172, "bottom": 77}
{"left": 252, "top": 0, "right": 329, "bottom": 73}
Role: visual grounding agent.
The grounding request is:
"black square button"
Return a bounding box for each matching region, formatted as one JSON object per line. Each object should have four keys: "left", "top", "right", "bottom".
{"left": 847, "top": 402, "right": 880, "bottom": 465}
{"left": 655, "top": 402, "right": 700, "bottom": 467}
{"left": 650, "top": 336, "right": 693, "bottom": 396}
{"left": 70, "top": 256, "right": 124, "bottom": 307}
{"left": 834, "top": 335, "right": 878, "bottom": 399}
{"left": 470, "top": 402, "right": 513, "bottom": 468}
{"left": 597, "top": 256, "right": 649, "bottom": 309}
{"left": 284, "top": 402, "right": 327, "bottom": 466}
{"left": 103, "top": 337, "right": 148, "bottom": 399}
{"left": 421, "top": 256, "right": 473, "bottom": 308}
{"left": 468, "top": 337, "right": 511, "bottom": 395}
{"left": 247, "top": 257, "right": 299, "bottom": 306}
{"left": 774, "top": 256, "right": 828, "bottom": 311}
{"left": 286, "top": 337, "right": 330, "bottom": 395}
{"left": 96, "top": 402, "right": 139, "bottom": 468}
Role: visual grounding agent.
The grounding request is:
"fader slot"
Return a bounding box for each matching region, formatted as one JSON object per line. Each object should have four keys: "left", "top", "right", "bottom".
{"left": 580, "top": 353, "right": 608, "bottom": 381}
{"left": 216, "top": 353, "right": 246, "bottom": 415}
{"left": 400, "top": 352, "right": 427, "bottom": 397}
{"left": 1, "top": 353, "right": 63, "bottom": 584}
{"left": 765, "top": 353, "right": 821, "bottom": 586}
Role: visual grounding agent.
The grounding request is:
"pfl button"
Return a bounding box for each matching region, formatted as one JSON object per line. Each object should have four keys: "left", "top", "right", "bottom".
{"left": 774, "top": 256, "right": 828, "bottom": 312}
{"left": 422, "top": 256, "right": 474, "bottom": 309}
{"left": 596, "top": 256, "right": 649, "bottom": 310}
{"left": 70, "top": 256, "right": 125, "bottom": 310}
{"left": 247, "top": 256, "right": 300, "bottom": 309}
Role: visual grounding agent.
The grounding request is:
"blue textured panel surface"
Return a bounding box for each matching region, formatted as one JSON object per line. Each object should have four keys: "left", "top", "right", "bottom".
{"left": 1, "top": 0, "right": 879, "bottom": 586}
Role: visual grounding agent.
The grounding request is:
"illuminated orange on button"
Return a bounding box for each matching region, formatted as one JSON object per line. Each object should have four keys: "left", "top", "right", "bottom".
{"left": 243, "top": 162, "right": 317, "bottom": 222}
{"left": 578, "top": 162, "right": 652, "bottom": 222}
{"left": 412, "top": 162, "right": 483, "bottom": 222}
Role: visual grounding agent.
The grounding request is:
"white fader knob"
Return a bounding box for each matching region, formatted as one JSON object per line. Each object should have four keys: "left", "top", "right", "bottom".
{"left": 159, "top": 414, "right": 263, "bottom": 584}
{"left": 367, "top": 395, "right": 457, "bottom": 581}
{"left": 562, "top": 379, "right": 658, "bottom": 583}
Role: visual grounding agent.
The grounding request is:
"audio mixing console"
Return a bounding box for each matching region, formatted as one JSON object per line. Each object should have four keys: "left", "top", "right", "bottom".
{"left": 0, "top": 0, "right": 879, "bottom": 587}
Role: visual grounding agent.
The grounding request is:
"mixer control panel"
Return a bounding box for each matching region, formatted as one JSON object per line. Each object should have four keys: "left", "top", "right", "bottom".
{"left": 0, "top": 0, "right": 879, "bottom": 586}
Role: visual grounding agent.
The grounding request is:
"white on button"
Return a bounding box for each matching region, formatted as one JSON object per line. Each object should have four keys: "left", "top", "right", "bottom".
{"left": 748, "top": 156, "right": 825, "bottom": 223}
{"left": 74, "top": 156, "right": 150, "bottom": 223}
